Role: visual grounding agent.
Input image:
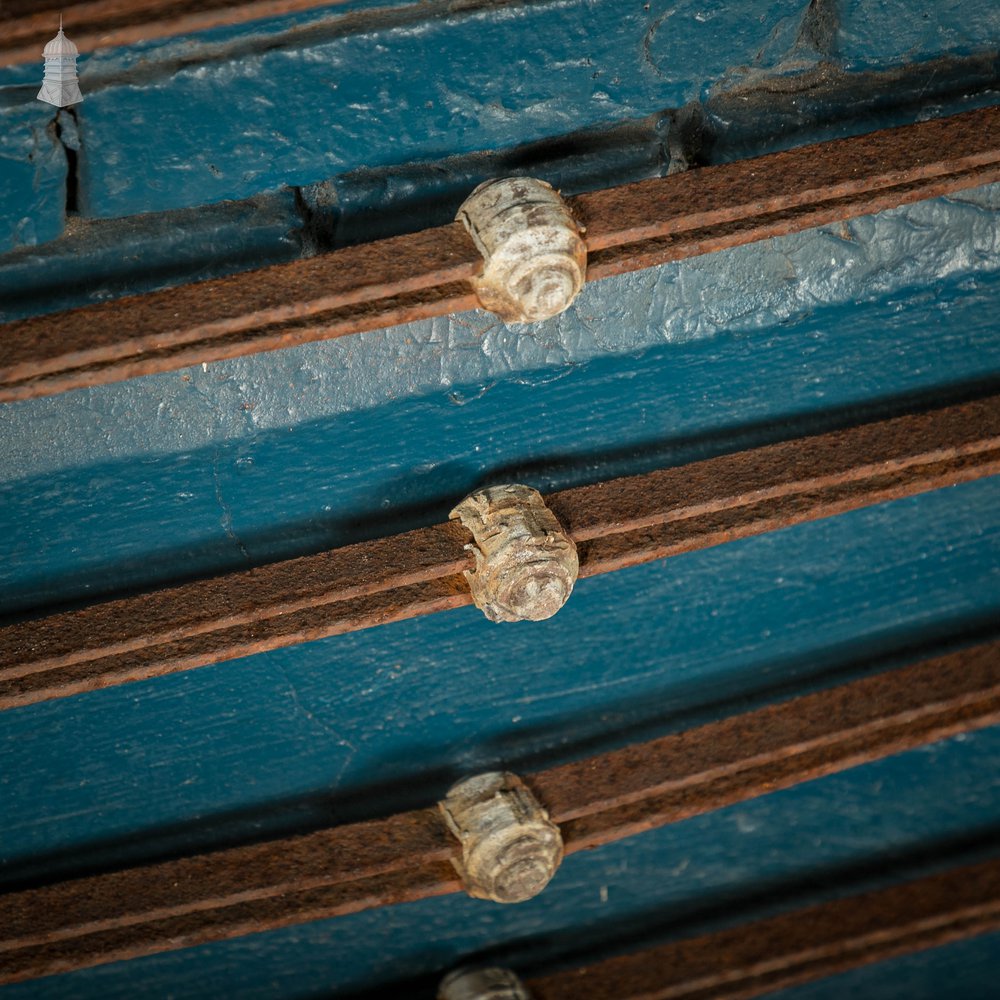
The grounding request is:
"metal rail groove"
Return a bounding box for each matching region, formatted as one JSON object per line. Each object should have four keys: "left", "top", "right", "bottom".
{"left": 525, "top": 854, "right": 1000, "bottom": 1000}
{"left": 2, "top": 639, "right": 998, "bottom": 983}
{"left": 0, "top": 105, "right": 997, "bottom": 402}
{"left": 2, "top": 393, "right": 999, "bottom": 711}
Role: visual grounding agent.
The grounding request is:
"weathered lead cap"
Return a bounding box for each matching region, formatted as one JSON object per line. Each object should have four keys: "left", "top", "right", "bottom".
{"left": 439, "top": 771, "right": 563, "bottom": 904}
{"left": 438, "top": 967, "right": 533, "bottom": 1000}
{"left": 450, "top": 484, "right": 578, "bottom": 623}
{"left": 457, "top": 177, "right": 587, "bottom": 324}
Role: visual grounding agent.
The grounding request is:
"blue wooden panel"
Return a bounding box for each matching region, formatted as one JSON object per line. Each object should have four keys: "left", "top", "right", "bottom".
{"left": 1, "top": 4, "right": 999, "bottom": 996}
{"left": 771, "top": 930, "right": 1000, "bottom": 1000}
{"left": 0, "top": 101, "right": 67, "bottom": 253}
{"left": 2, "top": 251, "right": 998, "bottom": 612}
{"left": 0, "top": 0, "right": 986, "bottom": 223}
{"left": 0, "top": 190, "right": 303, "bottom": 323}
{"left": 69, "top": 0, "right": 786, "bottom": 218}
{"left": 3, "top": 476, "right": 998, "bottom": 870}
{"left": 4, "top": 725, "right": 999, "bottom": 998}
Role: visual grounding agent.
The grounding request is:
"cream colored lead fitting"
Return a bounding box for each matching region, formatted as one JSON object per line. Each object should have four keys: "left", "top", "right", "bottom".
{"left": 439, "top": 771, "right": 563, "bottom": 904}
{"left": 457, "top": 177, "right": 587, "bottom": 323}
{"left": 450, "top": 484, "right": 578, "bottom": 623}
{"left": 438, "top": 967, "right": 532, "bottom": 1000}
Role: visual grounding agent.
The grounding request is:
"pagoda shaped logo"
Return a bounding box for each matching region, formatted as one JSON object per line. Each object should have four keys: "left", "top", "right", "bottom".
{"left": 37, "top": 18, "right": 83, "bottom": 108}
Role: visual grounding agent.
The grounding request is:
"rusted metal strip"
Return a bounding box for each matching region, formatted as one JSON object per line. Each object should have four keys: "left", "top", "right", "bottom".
{"left": 0, "top": 0, "right": 355, "bottom": 67}
{"left": 3, "top": 393, "right": 999, "bottom": 710}
{"left": 527, "top": 854, "right": 1000, "bottom": 1000}
{"left": 1, "top": 106, "right": 998, "bottom": 402}
{"left": 2, "top": 639, "right": 998, "bottom": 984}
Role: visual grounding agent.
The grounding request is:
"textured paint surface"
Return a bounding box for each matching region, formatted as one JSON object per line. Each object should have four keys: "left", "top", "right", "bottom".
{"left": 3, "top": 476, "right": 999, "bottom": 868}
{"left": 0, "top": 190, "right": 303, "bottom": 321}
{"left": 62, "top": 0, "right": 1000, "bottom": 219}
{"left": 2, "top": 184, "right": 997, "bottom": 474}
{"left": 0, "top": 101, "right": 66, "bottom": 252}
{"left": 2, "top": 0, "right": 997, "bottom": 249}
{"left": 0, "top": 1, "right": 996, "bottom": 279}
{"left": 769, "top": 929, "right": 1000, "bottom": 1000}
{"left": 68, "top": 0, "right": 787, "bottom": 218}
{"left": 1, "top": 3, "right": 999, "bottom": 997}
{"left": 1, "top": 188, "right": 998, "bottom": 611}
{"left": 2, "top": 724, "right": 999, "bottom": 997}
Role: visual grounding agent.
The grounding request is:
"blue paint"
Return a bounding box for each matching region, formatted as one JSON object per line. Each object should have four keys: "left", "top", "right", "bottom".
{"left": 3, "top": 184, "right": 996, "bottom": 491}
{"left": 838, "top": 0, "right": 1000, "bottom": 69}
{"left": 771, "top": 930, "right": 1000, "bottom": 1000}
{"left": 0, "top": 190, "right": 303, "bottom": 323}
{"left": 0, "top": 1, "right": 995, "bottom": 270}
{"left": 0, "top": 101, "right": 66, "bottom": 254}
{"left": 4, "top": 726, "right": 999, "bottom": 997}
{"left": 2, "top": 262, "right": 999, "bottom": 612}
{"left": 3, "top": 476, "right": 999, "bottom": 871}
{"left": 66, "top": 0, "right": 747, "bottom": 217}
{"left": 0, "top": 6, "right": 998, "bottom": 996}
{"left": 57, "top": 0, "right": 1000, "bottom": 220}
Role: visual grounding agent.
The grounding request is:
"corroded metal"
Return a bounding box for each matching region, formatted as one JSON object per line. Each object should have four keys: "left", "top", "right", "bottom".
{"left": 450, "top": 484, "right": 579, "bottom": 623}
{"left": 439, "top": 772, "right": 563, "bottom": 903}
{"left": 1, "top": 107, "right": 997, "bottom": 402}
{"left": 2, "top": 393, "right": 998, "bottom": 710}
{"left": 2, "top": 639, "right": 998, "bottom": 982}
{"left": 439, "top": 967, "right": 533, "bottom": 1000}
{"left": 457, "top": 178, "right": 587, "bottom": 323}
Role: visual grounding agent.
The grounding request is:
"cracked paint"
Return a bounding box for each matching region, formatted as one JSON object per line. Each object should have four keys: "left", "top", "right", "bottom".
{"left": 1, "top": 184, "right": 995, "bottom": 484}
{"left": 56, "top": 0, "right": 798, "bottom": 218}
{"left": 0, "top": 101, "right": 67, "bottom": 252}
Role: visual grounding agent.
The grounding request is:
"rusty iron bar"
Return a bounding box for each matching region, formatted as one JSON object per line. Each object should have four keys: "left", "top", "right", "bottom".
{"left": 2, "top": 392, "right": 999, "bottom": 711}
{"left": 2, "top": 638, "right": 998, "bottom": 984}
{"left": 0, "top": 105, "right": 997, "bottom": 402}
{"left": 0, "top": 0, "right": 355, "bottom": 67}
{"left": 526, "top": 854, "right": 1000, "bottom": 1000}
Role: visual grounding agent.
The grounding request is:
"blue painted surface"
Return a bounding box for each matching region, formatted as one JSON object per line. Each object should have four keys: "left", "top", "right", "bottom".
{"left": 2, "top": 256, "right": 999, "bottom": 612}
{"left": 1, "top": 0, "right": 995, "bottom": 241}
{"left": 3, "top": 476, "right": 999, "bottom": 870}
{"left": 771, "top": 929, "right": 1000, "bottom": 1000}
{"left": 68, "top": 0, "right": 785, "bottom": 218}
{"left": 0, "top": 101, "right": 66, "bottom": 253}
{"left": 0, "top": 0, "right": 995, "bottom": 277}
{"left": 1, "top": 3, "right": 999, "bottom": 997}
{"left": 0, "top": 190, "right": 303, "bottom": 322}
{"left": 64, "top": 0, "right": 1000, "bottom": 219}
{"left": 3, "top": 725, "right": 999, "bottom": 997}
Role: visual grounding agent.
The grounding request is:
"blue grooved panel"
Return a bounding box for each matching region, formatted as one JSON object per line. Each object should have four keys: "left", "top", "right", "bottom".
{"left": 1, "top": 263, "right": 998, "bottom": 612}
{"left": 0, "top": 190, "right": 303, "bottom": 323}
{"left": 2, "top": 476, "right": 999, "bottom": 869}
{"left": 771, "top": 930, "right": 1000, "bottom": 1000}
{"left": 70, "top": 0, "right": 779, "bottom": 216}
{"left": 67, "top": 0, "right": 1000, "bottom": 219}
{"left": 3, "top": 726, "right": 999, "bottom": 998}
